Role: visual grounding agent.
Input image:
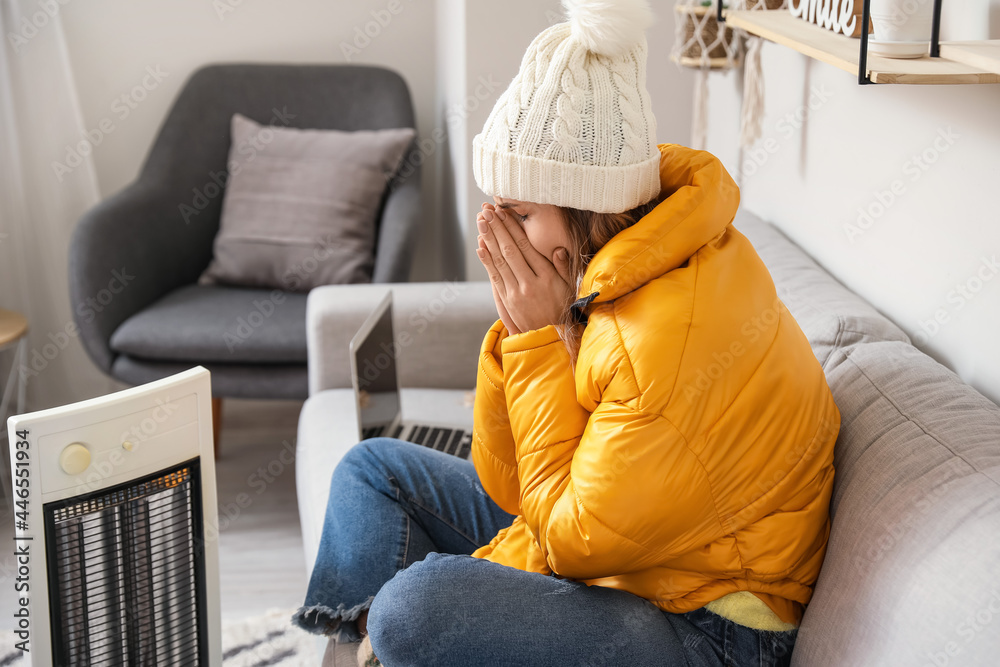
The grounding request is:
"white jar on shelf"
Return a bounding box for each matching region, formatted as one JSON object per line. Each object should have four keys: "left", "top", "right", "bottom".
{"left": 869, "top": 0, "right": 934, "bottom": 58}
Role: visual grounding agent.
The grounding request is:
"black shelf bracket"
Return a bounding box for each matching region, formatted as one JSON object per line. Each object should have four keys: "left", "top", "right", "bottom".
{"left": 931, "top": 0, "right": 943, "bottom": 57}
{"left": 717, "top": 0, "right": 725, "bottom": 23}
{"left": 859, "top": 0, "right": 873, "bottom": 84}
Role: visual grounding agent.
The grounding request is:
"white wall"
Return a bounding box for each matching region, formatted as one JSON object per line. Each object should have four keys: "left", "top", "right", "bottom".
{"left": 457, "top": 0, "right": 693, "bottom": 281}
{"left": 49, "top": 2, "right": 997, "bottom": 402}
{"left": 57, "top": 0, "right": 692, "bottom": 284}
{"left": 58, "top": 0, "right": 444, "bottom": 279}
{"left": 702, "top": 12, "right": 1000, "bottom": 405}
{"left": 435, "top": 0, "right": 469, "bottom": 281}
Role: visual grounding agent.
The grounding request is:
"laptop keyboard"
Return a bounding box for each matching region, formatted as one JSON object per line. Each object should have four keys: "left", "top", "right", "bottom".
{"left": 361, "top": 424, "right": 473, "bottom": 460}
{"left": 361, "top": 425, "right": 385, "bottom": 440}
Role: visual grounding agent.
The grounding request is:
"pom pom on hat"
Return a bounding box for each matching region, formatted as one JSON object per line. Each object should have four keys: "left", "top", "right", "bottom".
{"left": 562, "top": 0, "right": 655, "bottom": 58}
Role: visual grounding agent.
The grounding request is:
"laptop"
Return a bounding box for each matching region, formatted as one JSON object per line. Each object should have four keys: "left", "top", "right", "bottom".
{"left": 350, "top": 291, "right": 474, "bottom": 460}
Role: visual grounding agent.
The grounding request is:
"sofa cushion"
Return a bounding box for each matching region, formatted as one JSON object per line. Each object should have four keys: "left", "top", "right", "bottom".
{"left": 791, "top": 341, "right": 1000, "bottom": 666}
{"left": 733, "top": 210, "right": 909, "bottom": 371}
{"left": 110, "top": 284, "right": 307, "bottom": 363}
{"left": 198, "top": 113, "right": 416, "bottom": 292}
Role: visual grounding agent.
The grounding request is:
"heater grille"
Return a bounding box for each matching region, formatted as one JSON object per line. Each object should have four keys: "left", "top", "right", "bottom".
{"left": 44, "top": 460, "right": 208, "bottom": 666}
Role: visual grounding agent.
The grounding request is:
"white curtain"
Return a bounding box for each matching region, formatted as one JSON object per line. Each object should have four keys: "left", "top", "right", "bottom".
{"left": 0, "top": 0, "right": 116, "bottom": 413}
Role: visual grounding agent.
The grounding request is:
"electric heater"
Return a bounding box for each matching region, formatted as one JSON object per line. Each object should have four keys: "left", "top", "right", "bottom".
{"left": 7, "top": 366, "right": 222, "bottom": 666}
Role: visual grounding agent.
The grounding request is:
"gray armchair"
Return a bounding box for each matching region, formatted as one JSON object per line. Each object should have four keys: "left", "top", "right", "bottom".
{"left": 69, "top": 63, "right": 422, "bottom": 425}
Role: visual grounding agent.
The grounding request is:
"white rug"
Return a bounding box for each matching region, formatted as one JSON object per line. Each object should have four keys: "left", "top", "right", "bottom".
{"left": 0, "top": 608, "right": 321, "bottom": 666}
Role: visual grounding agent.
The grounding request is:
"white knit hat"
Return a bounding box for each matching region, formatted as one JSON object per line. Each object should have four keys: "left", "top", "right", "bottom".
{"left": 473, "top": 0, "right": 661, "bottom": 214}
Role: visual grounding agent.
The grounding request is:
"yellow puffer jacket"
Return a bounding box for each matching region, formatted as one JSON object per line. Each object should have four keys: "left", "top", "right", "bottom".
{"left": 470, "top": 143, "right": 840, "bottom": 628}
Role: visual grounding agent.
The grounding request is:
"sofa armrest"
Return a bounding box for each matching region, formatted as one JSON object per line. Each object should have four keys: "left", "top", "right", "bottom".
{"left": 306, "top": 281, "right": 496, "bottom": 395}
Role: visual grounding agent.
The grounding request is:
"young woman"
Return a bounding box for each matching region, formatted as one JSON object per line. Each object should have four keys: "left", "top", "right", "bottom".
{"left": 294, "top": 1, "right": 840, "bottom": 665}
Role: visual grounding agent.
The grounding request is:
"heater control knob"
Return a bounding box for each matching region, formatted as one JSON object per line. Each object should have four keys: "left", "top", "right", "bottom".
{"left": 60, "top": 442, "right": 91, "bottom": 475}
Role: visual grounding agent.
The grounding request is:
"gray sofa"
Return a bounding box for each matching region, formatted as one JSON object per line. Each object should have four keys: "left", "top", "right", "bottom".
{"left": 69, "top": 63, "right": 422, "bottom": 401}
{"left": 295, "top": 209, "right": 1000, "bottom": 666}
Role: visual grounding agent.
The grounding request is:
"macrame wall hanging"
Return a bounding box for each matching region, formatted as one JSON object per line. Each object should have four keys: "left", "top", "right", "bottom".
{"left": 670, "top": 0, "right": 787, "bottom": 150}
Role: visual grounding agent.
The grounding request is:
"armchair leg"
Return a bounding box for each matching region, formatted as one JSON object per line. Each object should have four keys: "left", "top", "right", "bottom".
{"left": 212, "top": 397, "right": 223, "bottom": 459}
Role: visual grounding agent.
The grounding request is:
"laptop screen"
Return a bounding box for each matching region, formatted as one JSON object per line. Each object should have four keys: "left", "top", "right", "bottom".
{"left": 351, "top": 293, "right": 401, "bottom": 433}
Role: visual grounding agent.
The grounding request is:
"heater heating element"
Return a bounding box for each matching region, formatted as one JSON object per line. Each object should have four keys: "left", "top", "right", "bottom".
{"left": 45, "top": 462, "right": 207, "bottom": 665}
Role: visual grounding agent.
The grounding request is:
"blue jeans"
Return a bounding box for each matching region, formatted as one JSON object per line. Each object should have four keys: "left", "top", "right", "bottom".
{"left": 293, "top": 438, "right": 798, "bottom": 666}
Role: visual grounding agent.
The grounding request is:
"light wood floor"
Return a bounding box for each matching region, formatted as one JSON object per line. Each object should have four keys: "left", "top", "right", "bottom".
{"left": 0, "top": 398, "right": 309, "bottom": 629}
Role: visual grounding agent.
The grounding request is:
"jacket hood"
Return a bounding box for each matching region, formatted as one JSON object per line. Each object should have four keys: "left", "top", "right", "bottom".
{"left": 576, "top": 144, "right": 740, "bottom": 306}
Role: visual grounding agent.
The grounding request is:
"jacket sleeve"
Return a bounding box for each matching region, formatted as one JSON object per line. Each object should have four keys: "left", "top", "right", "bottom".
{"left": 470, "top": 318, "right": 520, "bottom": 515}
{"left": 500, "top": 324, "right": 722, "bottom": 580}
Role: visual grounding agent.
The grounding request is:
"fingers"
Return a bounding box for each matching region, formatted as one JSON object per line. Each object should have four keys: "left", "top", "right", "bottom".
{"left": 478, "top": 238, "right": 521, "bottom": 333}
{"left": 490, "top": 280, "right": 519, "bottom": 335}
{"left": 482, "top": 208, "right": 539, "bottom": 284}
{"left": 492, "top": 208, "right": 550, "bottom": 277}
{"left": 478, "top": 209, "right": 521, "bottom": 287}
{"left": 476, "top": 234, "right": 505, "bottom": 292}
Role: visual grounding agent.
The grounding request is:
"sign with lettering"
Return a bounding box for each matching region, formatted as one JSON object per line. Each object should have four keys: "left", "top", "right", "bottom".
{"left": 789, "top": 0, "right": 866, "bottom": 37}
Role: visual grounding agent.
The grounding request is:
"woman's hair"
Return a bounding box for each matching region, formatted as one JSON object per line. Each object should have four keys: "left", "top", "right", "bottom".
{"left": 555, "top": 193, "right": 664, "bottom": 368}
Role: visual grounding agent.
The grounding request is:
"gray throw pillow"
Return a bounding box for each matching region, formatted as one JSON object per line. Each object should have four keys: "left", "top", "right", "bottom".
{"left": 198, "top": 113, "right": 416, "bottom": 292}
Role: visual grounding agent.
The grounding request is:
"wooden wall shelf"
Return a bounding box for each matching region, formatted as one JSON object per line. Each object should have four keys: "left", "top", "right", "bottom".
{"left": 938, "top": 40, "right": 1000, "bottom": 76}
{"left": 725, "top": 10, "right": 1000, "bottom": 85}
